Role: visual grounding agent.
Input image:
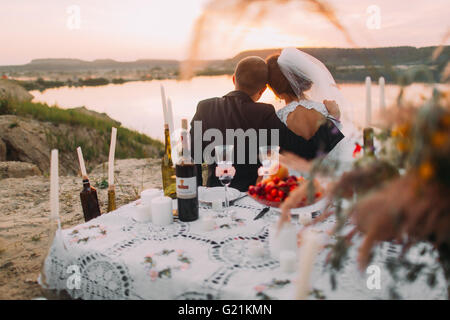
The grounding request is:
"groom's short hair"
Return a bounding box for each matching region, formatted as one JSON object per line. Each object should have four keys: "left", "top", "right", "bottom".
{"left": 234, "top": 56, "right": 268, "bottom": 96}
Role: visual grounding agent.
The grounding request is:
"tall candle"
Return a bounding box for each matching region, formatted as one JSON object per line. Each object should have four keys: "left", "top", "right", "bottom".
{"left": 108, "top": 127, "right": 117, "bottom": 186}
{"left": 295, "top": 229, "right": 321, "bottom": 300}
{"left": 160, "top": 84, "right": 168, "bottom": 125}
{"left": 76, "top": 146, "right": 87, "bottom": 178}
{"left": 166, "top": 97, "right": 175, "bottom": 135}
{"left": 365, "top": 76, "right": 372, "bottom": 126}
{"left": 50, "top": 149, "right": 59, "bottom": 221}
{"left": 379, "top": 76, "right": 385, "bottom": 110}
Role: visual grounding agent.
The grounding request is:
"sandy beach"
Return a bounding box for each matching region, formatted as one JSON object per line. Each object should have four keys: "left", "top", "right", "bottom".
{"left": 0, "top": 158, "right": 162, "bottom": 300}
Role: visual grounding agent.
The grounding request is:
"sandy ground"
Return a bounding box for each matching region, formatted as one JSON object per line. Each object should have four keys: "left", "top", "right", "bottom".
{"left": 0, "top": 158, "right": 162, "bottom": 300}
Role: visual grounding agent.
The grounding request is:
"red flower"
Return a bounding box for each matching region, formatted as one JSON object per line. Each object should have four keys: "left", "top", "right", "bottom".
{"left": 353, "top": 143, "right": 362, "bottom": 158}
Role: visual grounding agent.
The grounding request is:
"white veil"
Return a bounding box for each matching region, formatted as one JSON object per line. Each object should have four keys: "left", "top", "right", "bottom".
{"left": 277, "top": 47, "right": 355, "bottom": 135}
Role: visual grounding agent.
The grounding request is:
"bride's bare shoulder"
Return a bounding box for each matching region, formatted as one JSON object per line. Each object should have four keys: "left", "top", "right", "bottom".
{"left": 286, "top": 104, "right": 325, "bottom": 140}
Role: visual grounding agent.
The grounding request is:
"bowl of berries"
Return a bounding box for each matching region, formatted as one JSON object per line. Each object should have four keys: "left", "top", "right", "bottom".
{"left": 247, "top": 165, "right": 327, "bottom": 215}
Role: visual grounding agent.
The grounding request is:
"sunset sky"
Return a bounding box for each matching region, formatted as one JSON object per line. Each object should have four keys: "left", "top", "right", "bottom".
{"left": 1, "top": 0, "right": 449, "bottom": 65}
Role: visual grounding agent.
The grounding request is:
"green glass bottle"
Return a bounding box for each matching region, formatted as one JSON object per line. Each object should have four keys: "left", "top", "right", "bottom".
{"left": 161, "top": 124, "right": 176, "bottom": 199}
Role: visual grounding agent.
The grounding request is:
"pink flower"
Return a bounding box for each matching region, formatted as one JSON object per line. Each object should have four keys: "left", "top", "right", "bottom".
{"left": 254, "top": 285, "right": 266, "bottom": 293}
{"left": 150, "top": 270, "right": 159, "bottom": 280}
{"left": 180, "top": 263, "right": 190, "bottom": 271}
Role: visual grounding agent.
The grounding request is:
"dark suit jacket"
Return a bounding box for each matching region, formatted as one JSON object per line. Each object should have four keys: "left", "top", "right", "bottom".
{"left": 189, "top": 90, "right": 343, "bottom": 192}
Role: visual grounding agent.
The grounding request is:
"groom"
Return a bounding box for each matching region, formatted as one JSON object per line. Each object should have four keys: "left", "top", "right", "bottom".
{"left": 189, "top": 56, "right": 320, "bottom": 191}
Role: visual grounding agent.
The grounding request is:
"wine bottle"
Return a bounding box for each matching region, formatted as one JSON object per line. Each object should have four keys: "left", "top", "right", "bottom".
{"left": 80, "top": 178, "right": 101, "bottom": 222}
{"left": 176, "top": 119, "right": 199, "bottom": 222}
{"left": 161, "top": 124, "right": 176, "bottom": 199}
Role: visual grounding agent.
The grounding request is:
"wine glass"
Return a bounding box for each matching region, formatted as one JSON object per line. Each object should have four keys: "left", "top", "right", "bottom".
{"left": 215, "top": 145, "right": 235, "bottom": 214}
{"left": 258, "top": 146, "right": 280, "bottom": 180}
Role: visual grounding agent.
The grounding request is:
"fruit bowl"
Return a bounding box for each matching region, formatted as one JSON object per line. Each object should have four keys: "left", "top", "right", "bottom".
{"left": 247, "top": 171, "right": 327, "bottom": 214}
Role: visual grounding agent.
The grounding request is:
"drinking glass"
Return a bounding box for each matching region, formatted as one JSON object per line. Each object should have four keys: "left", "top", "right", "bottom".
{"left": 215, "top": 145, "right": 235, "bottom": 214}
{"left": 258, "top": 146, "right": 280, "bottom": 180}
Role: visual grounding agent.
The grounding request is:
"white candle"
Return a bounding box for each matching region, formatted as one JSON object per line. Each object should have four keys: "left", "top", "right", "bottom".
{"left": 201, "top": 215, "right": 215, "bottom": 232}
{"left": 365, "top": 76, "right": 372, "bottom": 126}
{"left": 108, "top": 127, "right": 117, "bottom": 187}
{"left": 295, "top": 229, "right": 321, "bottom": 300}
{"left": 248, "top": 240, "right": 265, "bottom": 257}
{"left": 134, "top": 203, "right": 152, "bottom": 222}
{"left": 379, "top": 76, "right": 385, "bottom": 110}
{"left": 50, "top": 149, "right": 59, "bottom": 221}
{"left": 212, "top": 199, "right": 223, "bottom": 211}
{"left": 141, "top": 188, "right": 162, "bottom": 205}
{"left": 280, "top": 250, "right": 297, "bottom": 273}
{"left": 76, "top": 146, "right": 87, "bottom": 178}
{"left": 166, "top": 97, "right": 175, "bottom": 135}
{"left": 160, "top": 84, "right": 168, "bottom": 125}
{"left": 269, "top": 223, "right": 297, "bottom": 259}
{"left": 151, "top": 196, "right": 173, "bottom": 226}
{"left": 134, "top": 189, "right": 162, "bottom": 222}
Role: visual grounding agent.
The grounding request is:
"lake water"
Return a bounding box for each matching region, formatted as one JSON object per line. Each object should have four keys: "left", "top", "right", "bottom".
{"left": 30, "top": 76, "right": 445, "bottom": 141}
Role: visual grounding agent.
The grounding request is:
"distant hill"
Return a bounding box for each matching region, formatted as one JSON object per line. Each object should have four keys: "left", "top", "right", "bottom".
{"left": 1, "top": 46, "right": 448, "bottom": 83}
{"left": 2, "top": 46, "right": 448, "bottom": 72}
{"left": 228, "top": 46, "right": 450, "bottom": 67}
{"left": 1, "top": 58, "right": 180, "bottom": 72}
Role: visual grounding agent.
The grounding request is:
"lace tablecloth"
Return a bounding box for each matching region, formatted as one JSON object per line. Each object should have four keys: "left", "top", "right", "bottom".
{"left": 41, "top": 196, "right": 447, "bottom": 300}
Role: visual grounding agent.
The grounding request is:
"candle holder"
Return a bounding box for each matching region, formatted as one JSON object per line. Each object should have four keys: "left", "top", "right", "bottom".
{"left": 363, "top": 127, "right": 375, "bottom": 156}
{"left": 107, "top": 185, "right": 116, "bottom": 212}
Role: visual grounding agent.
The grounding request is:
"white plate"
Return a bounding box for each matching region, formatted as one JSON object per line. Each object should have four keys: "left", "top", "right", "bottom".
{"left": 198, "top": 186, "right": 242, "bottom": 205}
{"left": 270, "top": 196, "right": 328, "bottom": 216}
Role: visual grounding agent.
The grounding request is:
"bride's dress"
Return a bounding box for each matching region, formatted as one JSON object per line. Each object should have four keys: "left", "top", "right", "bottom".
{"left": 276, "top": 48, "right": 357, "bottom": 174}
{"left": 277, "top": 100, "right": 356, "bottom": 174}
{"left": 276, "top": 99, "right": 341, "bottom": 129}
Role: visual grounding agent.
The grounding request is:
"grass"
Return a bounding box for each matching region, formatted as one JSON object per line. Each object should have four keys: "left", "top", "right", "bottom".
{"left": 0, "top": 98, "right": 164, "bottom": 161}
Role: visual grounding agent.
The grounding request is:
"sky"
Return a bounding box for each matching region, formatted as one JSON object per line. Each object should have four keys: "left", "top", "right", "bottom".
{"left": 0, "top": 0, "right": 449, "bottom": 65}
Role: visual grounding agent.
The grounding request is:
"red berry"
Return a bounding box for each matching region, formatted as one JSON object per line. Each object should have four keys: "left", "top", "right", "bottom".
{"left": 278, "top": 190, "right": 285, "bottom": 198}
{"left": 289, "top": 185, "right": 297, "bottom": 192}
{"left": 278, "top": 181, "right": 287, "bottom": 188}
{"left": 274, "top": 197, "right": 281, "bottom": 202}
{"left": 315, "top": 192, "right": 322, "bottom": 198}
{"left": 273, "top": 177, "right": 280, "bottom": 184}
{"left": 266, "top": 195, "right": 274, "bottom": 202}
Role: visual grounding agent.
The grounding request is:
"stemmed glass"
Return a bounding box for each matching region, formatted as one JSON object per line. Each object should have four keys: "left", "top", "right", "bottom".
{"left": 215, "top": 145, "right": 235, "bottom": 214}
{"left": 258, "top": 146, "right": 280, "bottom": 180}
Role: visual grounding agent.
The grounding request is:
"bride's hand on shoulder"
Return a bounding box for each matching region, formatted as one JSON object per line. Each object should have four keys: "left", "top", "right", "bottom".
{"left": 323, "top": 100, "right": 341, "bottom": 120}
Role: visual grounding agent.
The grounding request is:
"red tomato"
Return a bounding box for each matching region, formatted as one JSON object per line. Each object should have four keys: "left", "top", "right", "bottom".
{"left": 270, "top": 189, "right": 278, "bottom": 197}
{"left": 278, "top": 181, "right": 287, "bottom": 188}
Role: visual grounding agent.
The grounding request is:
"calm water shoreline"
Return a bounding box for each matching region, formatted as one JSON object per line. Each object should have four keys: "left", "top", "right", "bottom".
{"left": 30, "top": 76, "right": 447, "bottom": 142}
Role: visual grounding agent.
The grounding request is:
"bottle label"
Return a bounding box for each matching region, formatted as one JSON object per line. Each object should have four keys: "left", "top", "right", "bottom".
{"left": 176, "top": 177, "right": 197, "bottom": 199}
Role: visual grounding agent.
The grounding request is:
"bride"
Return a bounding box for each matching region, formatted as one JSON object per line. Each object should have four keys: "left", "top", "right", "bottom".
{"left": 266, "top": 47, "right": 355, "bottom": 170}
{"left": 266, "top": 47, "right": 344, "bottom": 140}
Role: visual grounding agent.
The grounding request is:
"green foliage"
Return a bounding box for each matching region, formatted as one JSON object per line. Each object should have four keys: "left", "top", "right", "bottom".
{"left": 0, "top": 98, "right": 164, "bottom": 161}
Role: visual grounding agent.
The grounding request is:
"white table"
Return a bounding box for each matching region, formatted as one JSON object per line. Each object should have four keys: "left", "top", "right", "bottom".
{"left": 41, "top": 195, "right": 447, "bottom": 300}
